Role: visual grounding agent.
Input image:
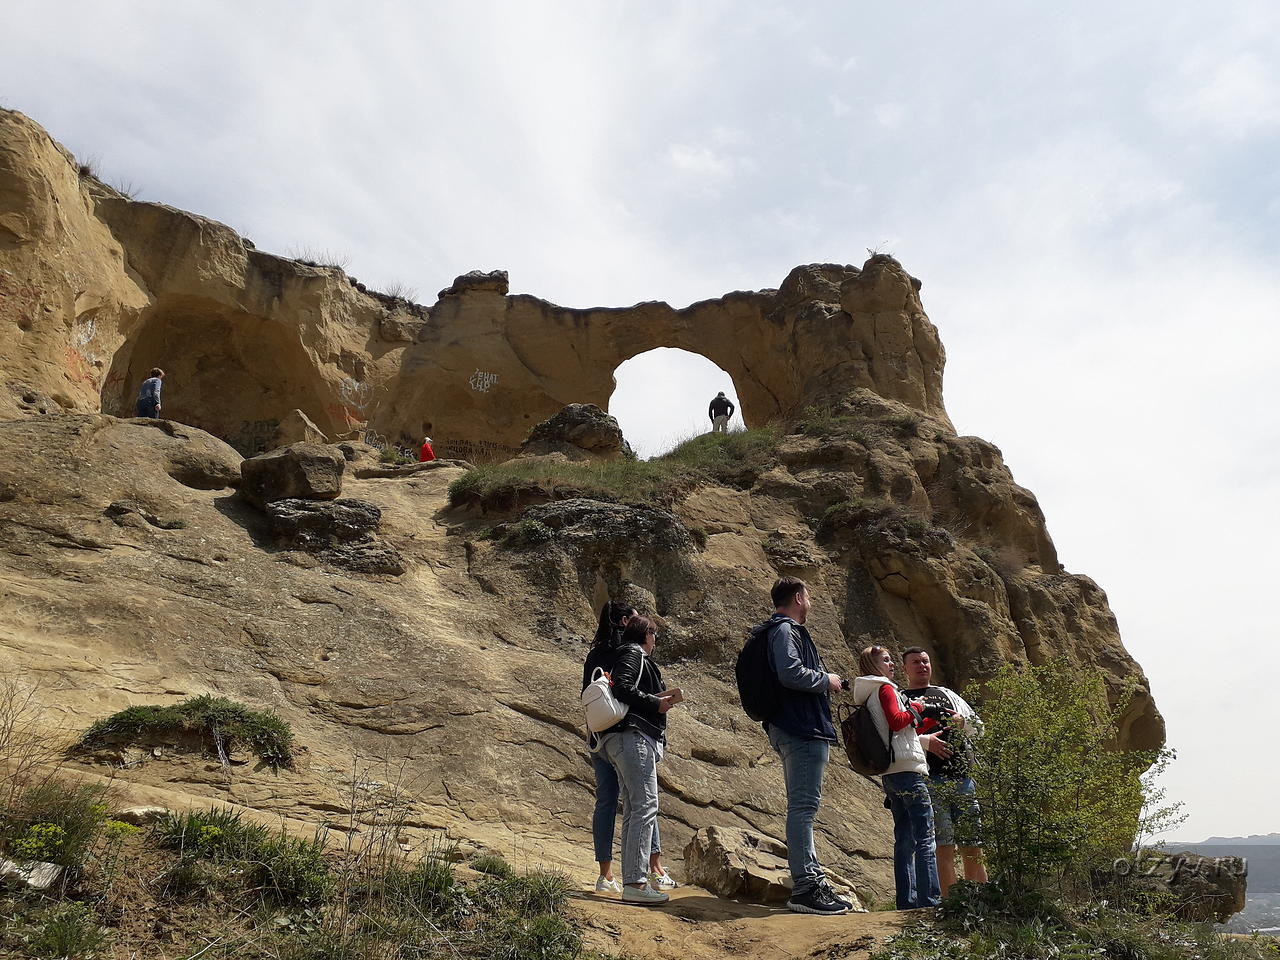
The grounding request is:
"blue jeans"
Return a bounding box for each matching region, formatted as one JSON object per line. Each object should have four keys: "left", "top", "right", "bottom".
{"left": 591, "top": 751, "right": 660, "bottom": 864}
{"left": 768, "top": 725, "right": 829, "bottom": 897}
{"left": 135, "top": 399, "right": 159, "bottom": 418}
{"left": 600, "top": 729, "right": 660, "bottom": 886}
{"left": 882, "top": 771, "right": 941, "bottom": 909}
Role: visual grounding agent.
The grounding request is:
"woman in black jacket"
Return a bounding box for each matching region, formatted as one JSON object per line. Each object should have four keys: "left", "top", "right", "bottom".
{"left": 597, "top": 616, "right": 682, "bottom": 904}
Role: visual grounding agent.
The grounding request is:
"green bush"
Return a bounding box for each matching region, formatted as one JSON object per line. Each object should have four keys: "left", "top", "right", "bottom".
{"left": 505, "top": 518, "right": 554, "bottom": 547}
{"left": 251, "top": 833, "right": 332, "bottom": 907}
{"left": 471, "top": 852, "right": 515, "bottom": 878}
{"left": 151, "top": 807, "right": 271, "bottom": 860}
{"left": 0, "top": 779, "right": 110, "bottom": 868}
{"left": 77, "top": 694, "right": 294, "bottom": 768}
{"left": 19, "top": 901, "right": 109, "bottom": 959}
{"left": 970, "top": 659, "right": 1182, "bottom": 898}
{"left": 488, "top": 913, "right": 582, "bottom": 960}
{"left": 488, "top": 869, "right": 573, "bottom": 918}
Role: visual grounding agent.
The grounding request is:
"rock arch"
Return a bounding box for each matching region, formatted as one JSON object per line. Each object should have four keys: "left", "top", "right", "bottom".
{"left": 375, "top": 260, "right": 951, "bottom": 460}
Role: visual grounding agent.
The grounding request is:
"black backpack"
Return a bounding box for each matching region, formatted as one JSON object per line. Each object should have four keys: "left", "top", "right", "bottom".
{"left": 735, "top": 621, "right": 783, "bottom": 722}
{"left": 837, "top": 701, "right": 894, "bottom": 777}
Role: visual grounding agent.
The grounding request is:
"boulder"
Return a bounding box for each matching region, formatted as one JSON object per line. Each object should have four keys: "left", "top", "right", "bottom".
{"left": 683, "top": 826, "right": 864, "bottom": 909}
{"left": 0, "top": 857, "right": 63, "bottom": 891}
{"left": 265, "top": 498, "right": 405, "bottom": 575}
{"left": 520, "top": 403, "right": 626, "bottom": 462}
{"left": 113, "top": 805, "right": 172, "bottom": 826}
{"left": 1126, "top": 852, "right": 1247, "bottom": 923}
{"left": 116, "top": 418, "right": 243, "bottom": 490}
{"left": 240, "top": 442, "right": 345, "bottom": 509}
{"left": 266, "top": 498, "right": 382, "bottom": 547}
{"left": 437, "top": 269, "right": 509, "bottom": 298}
{"left": 272, "top": 409, "right": 328, "bottom": 448}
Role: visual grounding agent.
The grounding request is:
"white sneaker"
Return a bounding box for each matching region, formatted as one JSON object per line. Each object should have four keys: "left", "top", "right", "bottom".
{"left": 595, "top": 876, "right": 622, "bottom": 894}
{"left": 622, "top": 883, "right": 670, "bottom": 905}
{"left": 649, "top": 869, "right": 678, "bottom": 889}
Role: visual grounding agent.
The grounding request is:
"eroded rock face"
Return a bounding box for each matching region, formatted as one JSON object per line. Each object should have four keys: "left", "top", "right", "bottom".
{"left": 0, "top": 109, "right": 948, "bottom": 461}
{"left": 0, "top": 107, "right": 1167, "bottom": 909}
{"left": 1126, "top": 853, "right": 1247, "bottom": 923}
{"left": 520, "top": 403, "right": 625, "bottom": 461}
{"left": 240, "top": 442, "right": 345, "bottom": 509}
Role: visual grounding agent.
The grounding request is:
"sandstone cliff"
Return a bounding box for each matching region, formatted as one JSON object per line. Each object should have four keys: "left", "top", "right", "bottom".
{"left": 0, "top": 109, "right": 1164, "bottom": 908}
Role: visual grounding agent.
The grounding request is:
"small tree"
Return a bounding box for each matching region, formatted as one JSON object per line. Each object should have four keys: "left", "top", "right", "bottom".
{"left": 970, "top": 659, "right": 1181, "bottom": 901}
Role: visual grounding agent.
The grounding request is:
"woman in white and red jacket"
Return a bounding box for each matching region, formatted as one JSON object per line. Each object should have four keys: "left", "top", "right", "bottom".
{"left": 851, "top": 645, "right": 942, "bottom": 909}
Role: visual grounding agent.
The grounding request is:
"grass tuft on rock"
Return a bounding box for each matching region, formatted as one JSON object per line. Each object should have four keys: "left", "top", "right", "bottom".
{"left": 76, "top": 694, "right": 294, "bottom": 768}
{"left": 446, "top": 425, "right": 781, "bottom": 509}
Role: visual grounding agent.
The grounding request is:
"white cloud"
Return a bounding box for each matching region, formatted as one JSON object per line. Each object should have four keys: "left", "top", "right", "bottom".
{"left": 1155, "top": 51, "right": 1280, "bottom": 139}
{"left": 872, "top": 102, "right": 906, "bottom": 130}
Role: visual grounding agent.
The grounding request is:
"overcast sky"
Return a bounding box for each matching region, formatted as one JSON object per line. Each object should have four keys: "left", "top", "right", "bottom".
{"left": 4, "top": 1, "right": 1277, "bottom": 841}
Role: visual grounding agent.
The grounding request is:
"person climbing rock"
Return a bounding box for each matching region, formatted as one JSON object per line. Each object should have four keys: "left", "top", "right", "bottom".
{"left": 708, "top": 391, "right": 735, "bottom": 433}
{"left": 418, "top": 436, "right": 436, "bottom": 462}
{"left": 135, "top": 368, "right": 165, "bottom": 418}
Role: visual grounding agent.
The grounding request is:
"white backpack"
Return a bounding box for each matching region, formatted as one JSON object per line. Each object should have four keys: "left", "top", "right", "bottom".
{"left": 581, "top": 666, "right": 629, "bottom": 734}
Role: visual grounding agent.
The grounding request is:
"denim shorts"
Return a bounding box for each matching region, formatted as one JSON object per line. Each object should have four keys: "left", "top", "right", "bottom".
{"left": 926, "top": 775, "right": 983, "bottom": 847}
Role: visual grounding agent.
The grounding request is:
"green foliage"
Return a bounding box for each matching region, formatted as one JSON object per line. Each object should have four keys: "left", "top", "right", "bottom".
{"left": 505, "top": 518, "right": 554, "bottom": 547}
{"left": 486, "top": 869, "right": 573, "bottom": 918}
{"left": 446, "top": 426, "right": 782, "bottom": 508}
{"left": 875, "top": 888, "right": 1272, "bottom": 960}
{"left": 795, "top": 404, "right": 864, "bottom": 438}
{"left": 77, "top": 694, "right": 294, "bottom": 767}
{"left": 471, "top": 852, "right": 515, "bottom": 878}
{"left": 0, "top": 779, "right": 110, "bottom": 868}
{"left": 152, "top": 806, "right": 271, "bottom": 859}
{"left": 12, "top": 822, "right": 68, "bottom": 860}
{"left": 887, "top": 413, "right": 922, "bottom": 437}
{"left": 378, "top": 447, "right": 415, "bottom": 465}
{"left": 382, "top": 853, "right": 461, "bottom": 919}
{"left": 488, "top": 913, "right": 583, "bottom": 960}
{"left": 251, "top": 834, "right": 333, "bottom": 907}
{"left": 13, "top": 901, "right": 109, "bottom": 959}
{"left": 971, "top": 659, "right": 1183, "bottom": 895}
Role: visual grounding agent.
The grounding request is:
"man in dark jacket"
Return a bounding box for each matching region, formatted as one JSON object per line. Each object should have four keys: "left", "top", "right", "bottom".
{"left": 708, "top": 392, "right": 734, "bottom": 433}
{"left": 758, "top": 576, "right": 851, "bottom": 915}
{"left": 135, "top": 367, "right": 165, "bottom": 418}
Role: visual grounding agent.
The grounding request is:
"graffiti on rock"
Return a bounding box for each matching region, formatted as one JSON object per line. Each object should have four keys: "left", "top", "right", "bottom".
{"left": 469, "top": 370, "right": 498, "bottom": 393}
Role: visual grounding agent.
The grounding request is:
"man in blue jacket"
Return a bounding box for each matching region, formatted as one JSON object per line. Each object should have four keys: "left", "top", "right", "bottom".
{"left": 757, "top": 576, "right": 851, "bottom": 915}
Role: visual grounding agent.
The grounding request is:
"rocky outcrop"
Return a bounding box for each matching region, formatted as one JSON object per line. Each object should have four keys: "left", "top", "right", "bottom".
{"left": 0, "top": 106, "right": 1167, "bottom": 910}
{"left": 240, "top": 442, "right": 345, "bottom": 509}
{"left": 273, "top": 409, "right": 328, "bottom": 449}
{"left": 684, "top": 826, "right": 864, "bottom": 909}
{"left": 265, "top": 497, "right": 405, "bottom": 575}
{"left": 0, "top": 109, "right": 948, "bottom": 461}
{"left": 1123, "top": 853, "right": 1247, "bottom": 923}
{"left": 520, "top": 403, "right": 626, "bottom": 461}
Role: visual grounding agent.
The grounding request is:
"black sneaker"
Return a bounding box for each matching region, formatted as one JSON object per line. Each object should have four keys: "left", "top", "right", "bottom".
{"left": 787, "top": 884, "right": 852, "bottom": 915}
{"left": 819, "top": 882, "right": 854, "bottom": 912}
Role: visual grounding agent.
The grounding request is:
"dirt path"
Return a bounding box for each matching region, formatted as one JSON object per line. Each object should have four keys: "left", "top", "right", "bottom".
{"left": 571, "top": 886, "right": 909, "bottom": 959}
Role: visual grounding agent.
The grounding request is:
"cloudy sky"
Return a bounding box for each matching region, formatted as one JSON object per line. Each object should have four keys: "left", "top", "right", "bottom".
{"left": 5, "top": 1, "right": 1277, "bottom": 841}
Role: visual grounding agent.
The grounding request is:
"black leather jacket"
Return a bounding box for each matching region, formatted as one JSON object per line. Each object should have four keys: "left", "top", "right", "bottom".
{"left": 609, "top": 642, "right": 667, "bottom": 744}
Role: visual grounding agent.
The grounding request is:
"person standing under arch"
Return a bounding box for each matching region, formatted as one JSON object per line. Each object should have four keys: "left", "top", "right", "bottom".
{"left": 708, "top": 392, "right": 735, "bottom": 433}
{"left": 135, "top": 368, "right": 165, "bottom": 418}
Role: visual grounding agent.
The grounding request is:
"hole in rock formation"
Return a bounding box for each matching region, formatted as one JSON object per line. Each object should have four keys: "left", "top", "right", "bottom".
{"left": 610, "top": 348, "right": 744, "bottom": 459}
{"left": 101, "top": 303, "right": 328, "bottom": 456}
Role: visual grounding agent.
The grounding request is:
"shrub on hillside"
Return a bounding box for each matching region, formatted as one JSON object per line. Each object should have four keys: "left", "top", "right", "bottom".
{"left": 970, "top": 659, "right": 1182, "bottom": 899}
{"left": 76, "top": 695, "right": 294, "bottom": 768}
